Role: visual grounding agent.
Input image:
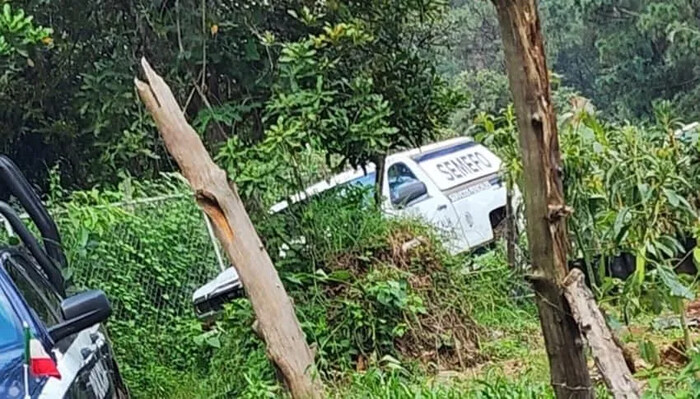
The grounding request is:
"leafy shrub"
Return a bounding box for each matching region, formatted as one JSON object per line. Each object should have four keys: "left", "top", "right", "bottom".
{"left": 259, "top": 187, "right": 484, "bottom": 373}
{"left": 0, "top": 3, "right": 52, "bottom": 67}
{"left": 167, "top": 300, "right": 280, "bottom": 399}
{"left": 473, "top": 103, "right": 700, "bottom": 324}
{"left": 48, "top": 175, "right": 518, "bottom": 397}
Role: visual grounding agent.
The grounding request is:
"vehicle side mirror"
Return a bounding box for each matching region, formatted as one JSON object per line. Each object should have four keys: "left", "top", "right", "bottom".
{"left": 48, "top": 290, "right": 111, "bottom": 342}
{"left": 392, "top": 180, "right": 428, "bottom": 208}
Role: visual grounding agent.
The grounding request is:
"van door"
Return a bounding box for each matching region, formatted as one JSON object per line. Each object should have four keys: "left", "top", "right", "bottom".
{"left": 414, "top": 142, "right": 506, "bottom": 249}
{"left": 381, "top": 161, "right": 469, "bottom": 253}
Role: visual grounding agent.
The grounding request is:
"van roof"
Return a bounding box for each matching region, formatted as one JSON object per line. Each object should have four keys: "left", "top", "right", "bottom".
{"left": 269, "top": 137, "right": 475, "bottom": 213}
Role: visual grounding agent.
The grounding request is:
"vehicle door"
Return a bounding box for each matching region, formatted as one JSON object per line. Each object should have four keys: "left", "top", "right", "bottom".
{"left": 381, "top": 160, "right": 468, "bottom": 253}
{"left": 414, "top": 142, "right": 505, "bottom": 250}
{"left": 3, "top": 252, "right": 115, "bottom": 399}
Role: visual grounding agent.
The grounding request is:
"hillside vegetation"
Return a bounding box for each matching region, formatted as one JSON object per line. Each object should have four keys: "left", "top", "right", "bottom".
{"left": 3, "top": 0, "right": 700, "bottom": 397}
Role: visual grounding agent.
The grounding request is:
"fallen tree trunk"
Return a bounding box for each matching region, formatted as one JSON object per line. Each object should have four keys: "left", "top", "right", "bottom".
{"left": 563, "top": 269, "right": 641, "bottom": 399}
{"left": 134, "top": 58, "right": 323, "bottom": 399}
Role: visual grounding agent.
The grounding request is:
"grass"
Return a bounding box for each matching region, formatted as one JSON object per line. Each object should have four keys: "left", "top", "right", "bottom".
{"left": 326, "top": 245, "right": 557, "bottom": 398}
{"left": 332, "top": 368, "right": 555, "bottom": 398}
{"left": 332, "top": 245, "right": 700, "bottom": 399}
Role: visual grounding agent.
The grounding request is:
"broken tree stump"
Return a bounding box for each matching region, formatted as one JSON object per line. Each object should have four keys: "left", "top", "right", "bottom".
{"left": 135, "top": 58, "right": 323, "bottom": 399}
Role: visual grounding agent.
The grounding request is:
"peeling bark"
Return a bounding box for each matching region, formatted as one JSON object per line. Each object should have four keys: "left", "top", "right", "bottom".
{"left": 490, "top": 1, "right": 594, "bottom": 397}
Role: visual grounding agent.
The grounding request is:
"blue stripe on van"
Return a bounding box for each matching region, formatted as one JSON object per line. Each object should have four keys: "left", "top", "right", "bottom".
{"left": 413, "top": 141, "right": 477, "bottom": 163}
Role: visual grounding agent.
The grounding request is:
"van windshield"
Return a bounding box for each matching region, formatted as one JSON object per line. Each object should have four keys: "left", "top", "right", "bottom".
{"left": 279, "top": 171, "right": 376, "bottom": 217}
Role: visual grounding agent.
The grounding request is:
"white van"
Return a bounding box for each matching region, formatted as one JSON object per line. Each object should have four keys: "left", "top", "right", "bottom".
{"left": 271, "top": 137, "right": 520, "bottom": 254}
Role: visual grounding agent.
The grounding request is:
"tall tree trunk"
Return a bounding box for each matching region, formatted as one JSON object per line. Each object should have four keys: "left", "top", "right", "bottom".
{"left": 135, "top": 58, "right": 324, "bottom": 399}
{"left": 490, "top": 1, "right": 594, "bottom": 398}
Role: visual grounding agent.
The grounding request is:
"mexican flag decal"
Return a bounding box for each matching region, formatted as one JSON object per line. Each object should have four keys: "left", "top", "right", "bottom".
{"left": 23, "top": 322, "right": 61, "bottom": 379}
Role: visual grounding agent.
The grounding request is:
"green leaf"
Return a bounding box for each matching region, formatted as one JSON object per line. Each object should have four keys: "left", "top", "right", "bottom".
{"left": 243, "top": 40, "right": 260, "bottom": 61}
{"left": 206, "top": 335, "right": 221, "bottom": 349}
{"left": 663, "top": 187, "right": 681, "bottom": 207}
{"left": 635, "top": 250, "right": 646, "bottom": 286}
{"left": 3, "top": 4, "right": 11, "bottom": 22}
{"left": 658, "top": 266, "right": 695, "bottom": 300}
{"left": 693, "top": 247, "right": 700, "bottom": 267}
{"left": 612, "top": 208, "right": 629, "bottom": 243}
{"left": 328, "top": 270, "right": 352, "bottom": 282}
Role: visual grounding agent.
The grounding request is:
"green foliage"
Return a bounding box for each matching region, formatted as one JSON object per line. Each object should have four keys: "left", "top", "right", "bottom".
{"left": 445, "top": 0, "right": 700, "bottom": 121}
{"left": 1, "top": 0, "right": 460, "bottom": 196}
{"left": 48, "top": 177, "right": 510, "bottom": 397}
{"left": 642, "top": 353, "right": 700, "bottom": 398}
{"left": 168, "top": 300, "right": 280, "bottom": 399}
{"left": 471, "top": 105, "right": 521, "bottom": 190}
{"left": 559, "top": 106, "right": 700, "bottom": 313}
{"left": 260, "top": 188, "right": 480, "bottom": 371}
{"left": 217, "top": 3, "right": 463, "bottom": 204}
{"left": 0, "top": 3, "right": 50, "bottom": 57}
{"left": 475, "top": 100, "right": 700, "bottom": 333}
{"left": 450, "top": 70, "right": 510, "bottom": 135}
{"left": 265, "top": 21, "right": 397, "bottom": 171}
{"left": 0, "top": 0, "right": 304, "bottom": 189}
{"left": 334, "top": 367, "right": 556, "bottom": 399}
{"left": 584, "top": 0, "right": 700, "bottom": 118}
{"left": 52, "top": 176, "right": 222, "bottom": 397}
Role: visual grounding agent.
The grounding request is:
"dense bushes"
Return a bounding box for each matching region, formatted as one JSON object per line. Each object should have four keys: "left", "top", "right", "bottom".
{"left": 261, "top": 188, "right": 486, "bottom": 371}
{"left": 50, "top": 176, "right": 512, "bottom": 397}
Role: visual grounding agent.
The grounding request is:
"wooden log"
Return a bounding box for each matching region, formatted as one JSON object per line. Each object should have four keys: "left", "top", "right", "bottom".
{"left": 564, "top": 269, "right": 641, "bottom": 399}
{"left": 134, "top": 58, "right": 323, "bottom": 399}
{"left": 489, "top": 1, "right": 593, "bottom": 398}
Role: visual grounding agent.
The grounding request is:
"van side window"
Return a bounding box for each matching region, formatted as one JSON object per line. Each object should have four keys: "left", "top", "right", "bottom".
{"left": 388, "top": 163, "right": 428, "bottom": 207}
{"left": 4, "top": 254, "right": 61, "bottom": 327}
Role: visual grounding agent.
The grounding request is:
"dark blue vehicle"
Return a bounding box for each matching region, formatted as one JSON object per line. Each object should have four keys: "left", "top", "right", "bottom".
{"left": 0, "top": 156, "right": 128, "bottom": 398}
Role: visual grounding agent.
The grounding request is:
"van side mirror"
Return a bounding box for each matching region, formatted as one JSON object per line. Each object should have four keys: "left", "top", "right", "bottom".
{"left": 392, "top": 180, "right": 428, "bottom": 208}
{"left": 48, "top": 290, "right": 111, "bottom": 342}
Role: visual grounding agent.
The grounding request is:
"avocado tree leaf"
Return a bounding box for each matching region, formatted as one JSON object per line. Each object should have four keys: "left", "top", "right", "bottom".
{"left": 693, "top": 247, "right": 700, "bottom": 267}
{"left": 658, "top": 266, "right": 695, "bottom": 300}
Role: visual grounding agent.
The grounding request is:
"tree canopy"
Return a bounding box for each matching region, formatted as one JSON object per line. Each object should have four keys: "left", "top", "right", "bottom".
{"left": 2, "top": 0, "right": 699, "bottom": 194}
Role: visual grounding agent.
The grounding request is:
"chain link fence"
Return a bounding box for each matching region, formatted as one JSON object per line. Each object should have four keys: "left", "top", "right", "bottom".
{"left": 61, "top": 194, "right": 225, "bottom": 332}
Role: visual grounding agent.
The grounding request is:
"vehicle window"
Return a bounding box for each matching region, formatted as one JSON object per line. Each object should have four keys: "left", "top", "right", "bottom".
{"left": 0, "top": 291, "right": 22, "bottom": 349}
{"left": 327, "top": 172, "right": 376, "bottom": 204}
{"left": 4, "top": 255, "right": 61, "bottom": 327}
{"left": 347, "top": 172, "right": 376, "bottom": 189}
{"left": 388, "top": 163, "right": 426, "bottom": 206}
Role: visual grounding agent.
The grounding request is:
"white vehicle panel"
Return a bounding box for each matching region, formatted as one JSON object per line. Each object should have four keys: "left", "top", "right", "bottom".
{"left": 416, "top": 142, "right": 501, "bottom": 191}
{"left": 381, "top": 159, "right": 469, "bottom": 254}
